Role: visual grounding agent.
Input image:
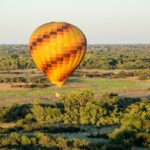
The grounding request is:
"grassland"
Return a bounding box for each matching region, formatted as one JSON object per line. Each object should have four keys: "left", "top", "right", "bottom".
{"left": 0, "top": 69, "right": 149, "bottom": 106}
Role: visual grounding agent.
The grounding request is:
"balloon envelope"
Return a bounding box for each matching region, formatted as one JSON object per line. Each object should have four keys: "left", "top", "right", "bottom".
{"left": 29, "top": 22, "right": 87, "bottom": 88}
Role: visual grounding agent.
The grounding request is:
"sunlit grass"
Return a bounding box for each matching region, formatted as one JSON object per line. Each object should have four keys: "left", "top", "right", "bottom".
{"left": 0, "top": 77, "right": 149, "bottom": 105}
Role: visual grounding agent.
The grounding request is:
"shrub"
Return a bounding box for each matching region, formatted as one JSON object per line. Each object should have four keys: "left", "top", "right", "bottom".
{"left": 109, "top": 127, "right": 136, "bottom": 146}
{"left": 0, "top": 107, "right": 8, "bottom": 122}
{"left": 139, "top": 73, "right": 149, "bottom": 80}
{"left": 21, "top": 135, "right": 31, "bottom": 145}
{"left": 0, "top": 127, "right": 9, "bottom": 134}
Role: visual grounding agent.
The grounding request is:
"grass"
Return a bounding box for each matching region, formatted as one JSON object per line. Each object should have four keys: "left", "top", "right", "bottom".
{"left": 0, "top": 76, "right": 150, "bottom": 106}
{"left": 81, "top": 78, "right": 150, "bottom": 92}
{"left": 0, "top": 69, "right": 149, "bottom": 106}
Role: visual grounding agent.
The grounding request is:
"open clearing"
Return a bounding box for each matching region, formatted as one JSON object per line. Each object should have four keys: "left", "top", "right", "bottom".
{"left": 0, "top": 76, "right": 150, "bottom": 106}
{"left": 0, "top": 69, "right": 149, "bottom": 106}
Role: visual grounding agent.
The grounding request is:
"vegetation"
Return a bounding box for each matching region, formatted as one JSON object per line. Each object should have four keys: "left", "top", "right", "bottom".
{"left": 0, "top": 90, "right": 149, "bottom": 149}
{"left": 0, "top": 45, "right": 35, "bottom": 70}
{"left": 81, "top": 44, "right": 150, "bottom": 70}
{"left": 0, "top": 44, "right": 150, "bottom": 82}
{"left": 0, "top": 44, "right": 149, "bottom": 149}
{"left": 0, "top": 44, "right": 150, "bottom": 70}
{"left": 0, "top": 132, "right": 89, "bottom": 149}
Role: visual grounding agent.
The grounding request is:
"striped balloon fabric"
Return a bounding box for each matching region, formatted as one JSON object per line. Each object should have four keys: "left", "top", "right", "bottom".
{"left": 29, "top": 22, "right": 87, "bottom": 88}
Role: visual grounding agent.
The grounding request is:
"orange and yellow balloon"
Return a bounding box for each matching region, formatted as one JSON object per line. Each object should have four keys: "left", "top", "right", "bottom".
{"left": 29, "top": 22, "right": 87, "bottom": 88}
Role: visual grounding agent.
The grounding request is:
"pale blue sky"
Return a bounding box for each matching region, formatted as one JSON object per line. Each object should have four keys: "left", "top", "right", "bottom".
{"left": 0, "top": 0, "right": 150, "bottom": 44}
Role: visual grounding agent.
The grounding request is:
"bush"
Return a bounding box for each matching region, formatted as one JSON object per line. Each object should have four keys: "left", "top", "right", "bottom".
{"left": 139, "top": 73, "right": 149, "bottom": 80}
{"left": 109, "top": 127, "right": 136, "bottom": 146}
{"left": 135, "top": 133, "right": 150, "bottom": 148}
{"left": 0, "top": 127, "right": 9, "bottom": 134}
{"left": 0, "top": 107, "right": 8, "bottom": 122}
{"left": 31, "top": 105, "right": 62, "bottom": 123}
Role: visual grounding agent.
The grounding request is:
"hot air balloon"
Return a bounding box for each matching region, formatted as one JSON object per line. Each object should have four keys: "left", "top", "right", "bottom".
{"left": 29, "top": 22, "right": 87, "bottom": 88}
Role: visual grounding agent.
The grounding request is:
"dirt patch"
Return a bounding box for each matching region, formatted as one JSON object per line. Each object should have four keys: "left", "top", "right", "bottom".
{"left": 0, "top": 123, "right": 16, "bottom": 128}
{"left": 119, "top": 89, "right": 150, "bottom": 98}
{"left": 0, "top": 83, "right": 28, "bottom": 91}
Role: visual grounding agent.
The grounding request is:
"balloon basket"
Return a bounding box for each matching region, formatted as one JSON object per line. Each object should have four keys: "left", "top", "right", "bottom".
{"left": 55, "top": 91, "right": 61, "bottom": 98}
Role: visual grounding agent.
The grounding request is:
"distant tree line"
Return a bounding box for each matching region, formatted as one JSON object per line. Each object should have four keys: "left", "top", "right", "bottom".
{"left": 0, "top": 45, "right": 35, "bottom": 70}
{"left": 0, "top": 44, "right": 150, "bottom": 70}
{"left": 80, "top": 44, "right": 150, "bottom": 69}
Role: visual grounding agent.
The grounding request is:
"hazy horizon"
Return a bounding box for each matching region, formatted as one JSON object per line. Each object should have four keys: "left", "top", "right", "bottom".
{"left": 0, "top": 0, "right": 150, "bottom": 44}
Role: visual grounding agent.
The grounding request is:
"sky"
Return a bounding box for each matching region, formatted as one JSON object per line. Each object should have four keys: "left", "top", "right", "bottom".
{"left": 0, "top": 0, "right": 150, "bottom": 44}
